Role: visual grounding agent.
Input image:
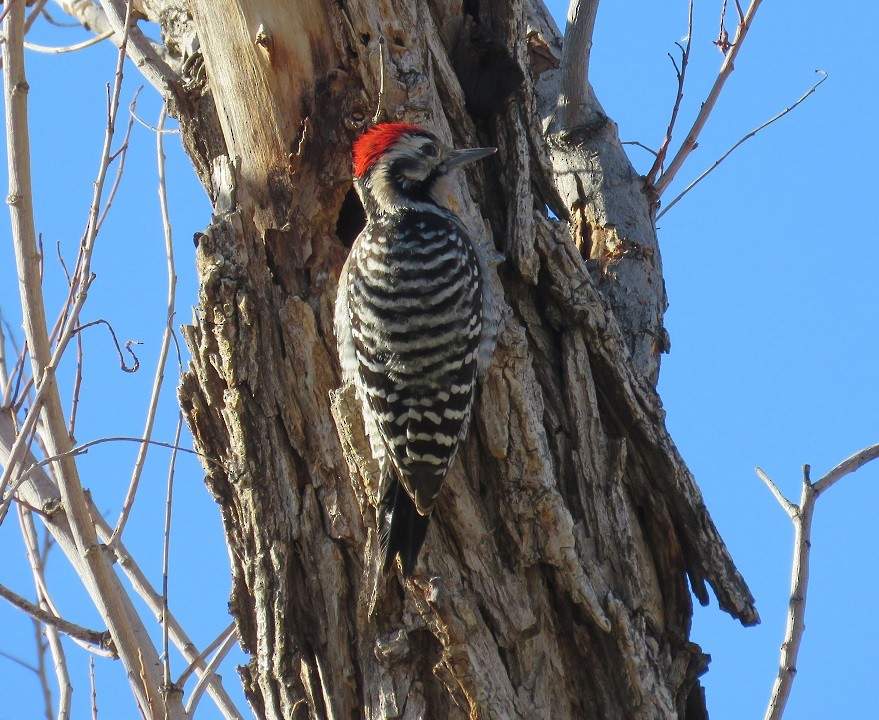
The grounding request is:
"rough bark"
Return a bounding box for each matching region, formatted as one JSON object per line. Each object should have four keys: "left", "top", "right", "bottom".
{"left": 132, "top": 0, "right": 760, "bottom": 718}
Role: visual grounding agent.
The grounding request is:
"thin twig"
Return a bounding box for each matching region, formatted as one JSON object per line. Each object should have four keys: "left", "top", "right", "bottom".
{"left": 2, "top": 329, "right": 28, "bottom": 409}
{"left": 71, "top": 319, "right": 141, "bottom": 372}
{"left": 0, "top": 431, "right": 212, "bottom": 527}
{"left": 0, "top": 581, "right": 113, "bottom": 653}
{"left": 621, "top": 140, "right": 659, "bottom": 158}
{"left": 40, "top": 7, "right": 80, "bottom": 28}
{"left": 755, "top": 467, "right": 796, "bottom": 518}
{"left": 18, "top": 505, "right": 62, "bottom": 622}
{"left": 175, "top": 622, "right": 236, "bottom": 688}
{"left": 654, "top": 0, "right": 765, "bottom": 196}
{"left": 45, "top": 614, "right": 72, "bottom": 720}
{"left": 24, "top": 29, "right": 114, "bottom": 54}
{"left": 90, "top": 656, "right": 99, "bottom": 720}
{"left": 111, "top": 103, "right": 176, "bottom": 545}
{"left": 95, "top": 87, "right": 140, "bottom": 232}
{"left": 20, "top": 505, "right": 72, "bottom": 720}
{"left": 18, "top": 505, "right": 113, "bottom": 661}
{"left": 657, "top": 71, "right": 828, "bottom": 219}
{"left": 31, "top": 615, "right": 54, "bottom": 720}
{"left": 10, "top": 435, "right": 209, "bottom": 495}
{"left": 59, "top": 239, "right": 85, "bottom": 438}
{"left": 647, "top": 0, "right": 693, "bottom": 184}
{"left": 0, "top": 0, "right": 129, "bottom": 502}
{"left": 161, "top": 413, "right": 183, "bottom": 692}
{"left": 715, "top": 0, "right": 732, "bottom": 53}
{"left": 0, "top": 310, "right": 9, "bottom": 396}
{"left": 184, "top": 630, "right": 238, "bottom": 716}
{"left": 129, "top": 96, "right": 178, "bottom": 134}
{"left": 69, "top": 322, "right": 84, "bottom": 436}
{"left": 24, "top": 0, "right": 49, "bottom": 31}
{"left": 0, "top": 648, "right": 39, "bottom": 673}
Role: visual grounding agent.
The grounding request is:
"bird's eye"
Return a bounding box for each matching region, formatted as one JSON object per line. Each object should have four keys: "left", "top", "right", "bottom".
{"left": 422, "top": 143, "right": 439, "bottom": 158}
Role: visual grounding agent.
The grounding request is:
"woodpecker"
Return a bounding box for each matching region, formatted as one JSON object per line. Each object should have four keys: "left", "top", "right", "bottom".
{"left": 335, "top": 123, "right": 496, "bottom": 576}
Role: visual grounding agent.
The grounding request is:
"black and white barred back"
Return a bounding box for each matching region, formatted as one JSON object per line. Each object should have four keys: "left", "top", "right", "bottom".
{"left": 347, "top": 208, "right": 482, "bottom": 516}
{"left": 336, "top": 123, "right": 495, "bottom": 576}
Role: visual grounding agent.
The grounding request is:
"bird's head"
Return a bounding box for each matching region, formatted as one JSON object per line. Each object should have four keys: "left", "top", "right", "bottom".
{"left": 352, "top": 123, "right": 495, "bottom": 215}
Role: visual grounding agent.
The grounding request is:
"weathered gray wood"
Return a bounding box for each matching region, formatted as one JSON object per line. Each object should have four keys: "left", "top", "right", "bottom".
{"left": 120, "top": 0, "right": 765, "bottom": 717}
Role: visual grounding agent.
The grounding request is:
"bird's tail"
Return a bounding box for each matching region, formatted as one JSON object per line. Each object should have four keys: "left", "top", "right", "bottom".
{"left": 378, "top": 471, "right": 431, "bottom": 577}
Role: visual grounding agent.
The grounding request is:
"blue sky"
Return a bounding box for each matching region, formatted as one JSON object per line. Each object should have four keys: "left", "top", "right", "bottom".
{"left": 1, "top": 2, "right": 877, "bottom": 718}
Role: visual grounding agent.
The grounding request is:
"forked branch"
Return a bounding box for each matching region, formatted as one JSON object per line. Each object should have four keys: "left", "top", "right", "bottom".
{"left": 758, "top": 443, "right": 879, "bottom": 720}
{"left": 654, "top": 0, "right": 765, "bottom": 196}
{"left": 657, "top": 71, "right": 827, "bottom": 220}
{"left": 646, "top": 0, "right": 693, "bottom": 184}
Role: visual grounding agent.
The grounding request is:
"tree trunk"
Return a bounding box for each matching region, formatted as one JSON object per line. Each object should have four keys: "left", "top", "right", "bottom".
{"left": 140, "top": 0, "right": 760, "bottom": 717}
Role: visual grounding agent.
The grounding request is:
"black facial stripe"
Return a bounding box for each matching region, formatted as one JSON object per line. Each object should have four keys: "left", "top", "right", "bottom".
{"left": 389, "top": 159, "right": 442, "bottom": 202}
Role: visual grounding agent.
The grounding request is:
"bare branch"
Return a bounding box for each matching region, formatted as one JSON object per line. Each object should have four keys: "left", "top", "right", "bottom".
{"left": 646, "top": 0, "right": 693, "bottom": 184}
{"left": 813, "top": 442, "right": 879, "bottom": 495}
{"left": 95, "top": 87, "right": 139, "bottom": 233}
{"left": 657, "top": 71, "right": 827, "bottom": 219}
{"left": 755, "top": 467, "right": 796, "bottom": 519}
{"left": 24, "top": 29, "right": 114, "bottom": 54}
{"left": 2, "top": 409, "right": 241, "bottom": 717}
{"left": 46, "top": 619, "right": 72, "bottom": 720}
{"left": 89, "top": 656, "right": 99, "bottom": 720}
{"left": 654, "top": 0, "right": 765, "bottom": 196}
{"left": 162, "top": 413, "right": 184, "bottom": 692}
{"left": 20, "top": 506, "right": 72, "bottom": 720}
{"left": 0, "top": 310, "right": 8, "bottom": 393}
{"left": 175, "top": 621, "right": 236, "bottom": 688}
{"left": 184, "top": 630, "right": 238, "bottom": 717}
{"left": 97, "top": 0, "right": 179, "bottom": 96}
{"left": 2, "top": 328, "right": 28, "bottom": 409}
{"left": 18, "top": 505, "right": 63, "bottom": 623}
{"left": 19, "top": 503, "right": 114, "bottom": 661}
{"left": 111, "top": 103, "right": 177, "bottom": 545}
{"left": 0, "top": 420, "right": 39, "bottom": 527}
{"left": 31, "top": 615, "right": 54, "bottom": 720}
{"left": 25, "top": 0, "right": 50, "bottom": 31}
{"left": 0, "top": 581, "right": 113, "bottom": 653}
{"left": 558, "top": 0, "right": 601, "bottom": 130}
{"left": 9, "top": 435, "right": 209, "bottom": 494}
{"left": 0, "top": 648, "right": 40, "bottom": 673}
{"left": 621, "top": 140, "right": 658, "bottom": 158}
{"left": 71, "top": 319, "right": 141, "bottom": 372}
{"left": 89, "top": 505, "right": 245, "bottom": 719}
{"left": 715, "top": 0, "right": 733, "bottom": 54}
{"left": 69, "top": 324, "right": 84, "bottom": 437}
{"left": 764, "top": 465, "right": 814, "bottom": 720}
{"left": 763, "top": 447, "right": 879, "bottom": 720}
{"left": 129, "top": 96, "right": 178, "bottom": 134}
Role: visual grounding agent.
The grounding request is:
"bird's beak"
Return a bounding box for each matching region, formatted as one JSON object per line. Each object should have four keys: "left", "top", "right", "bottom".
{"left": 445, "top": 146, "right": 497, "bottom": 169}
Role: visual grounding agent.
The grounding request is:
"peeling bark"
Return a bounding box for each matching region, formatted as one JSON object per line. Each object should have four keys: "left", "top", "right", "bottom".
{"left": 128, "top": 0, "right": 763, "bottom": 717}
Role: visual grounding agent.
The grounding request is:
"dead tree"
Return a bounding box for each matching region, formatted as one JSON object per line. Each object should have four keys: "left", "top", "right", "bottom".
{"left": 113, "top": 0, "right": 758, "bottom": 717}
